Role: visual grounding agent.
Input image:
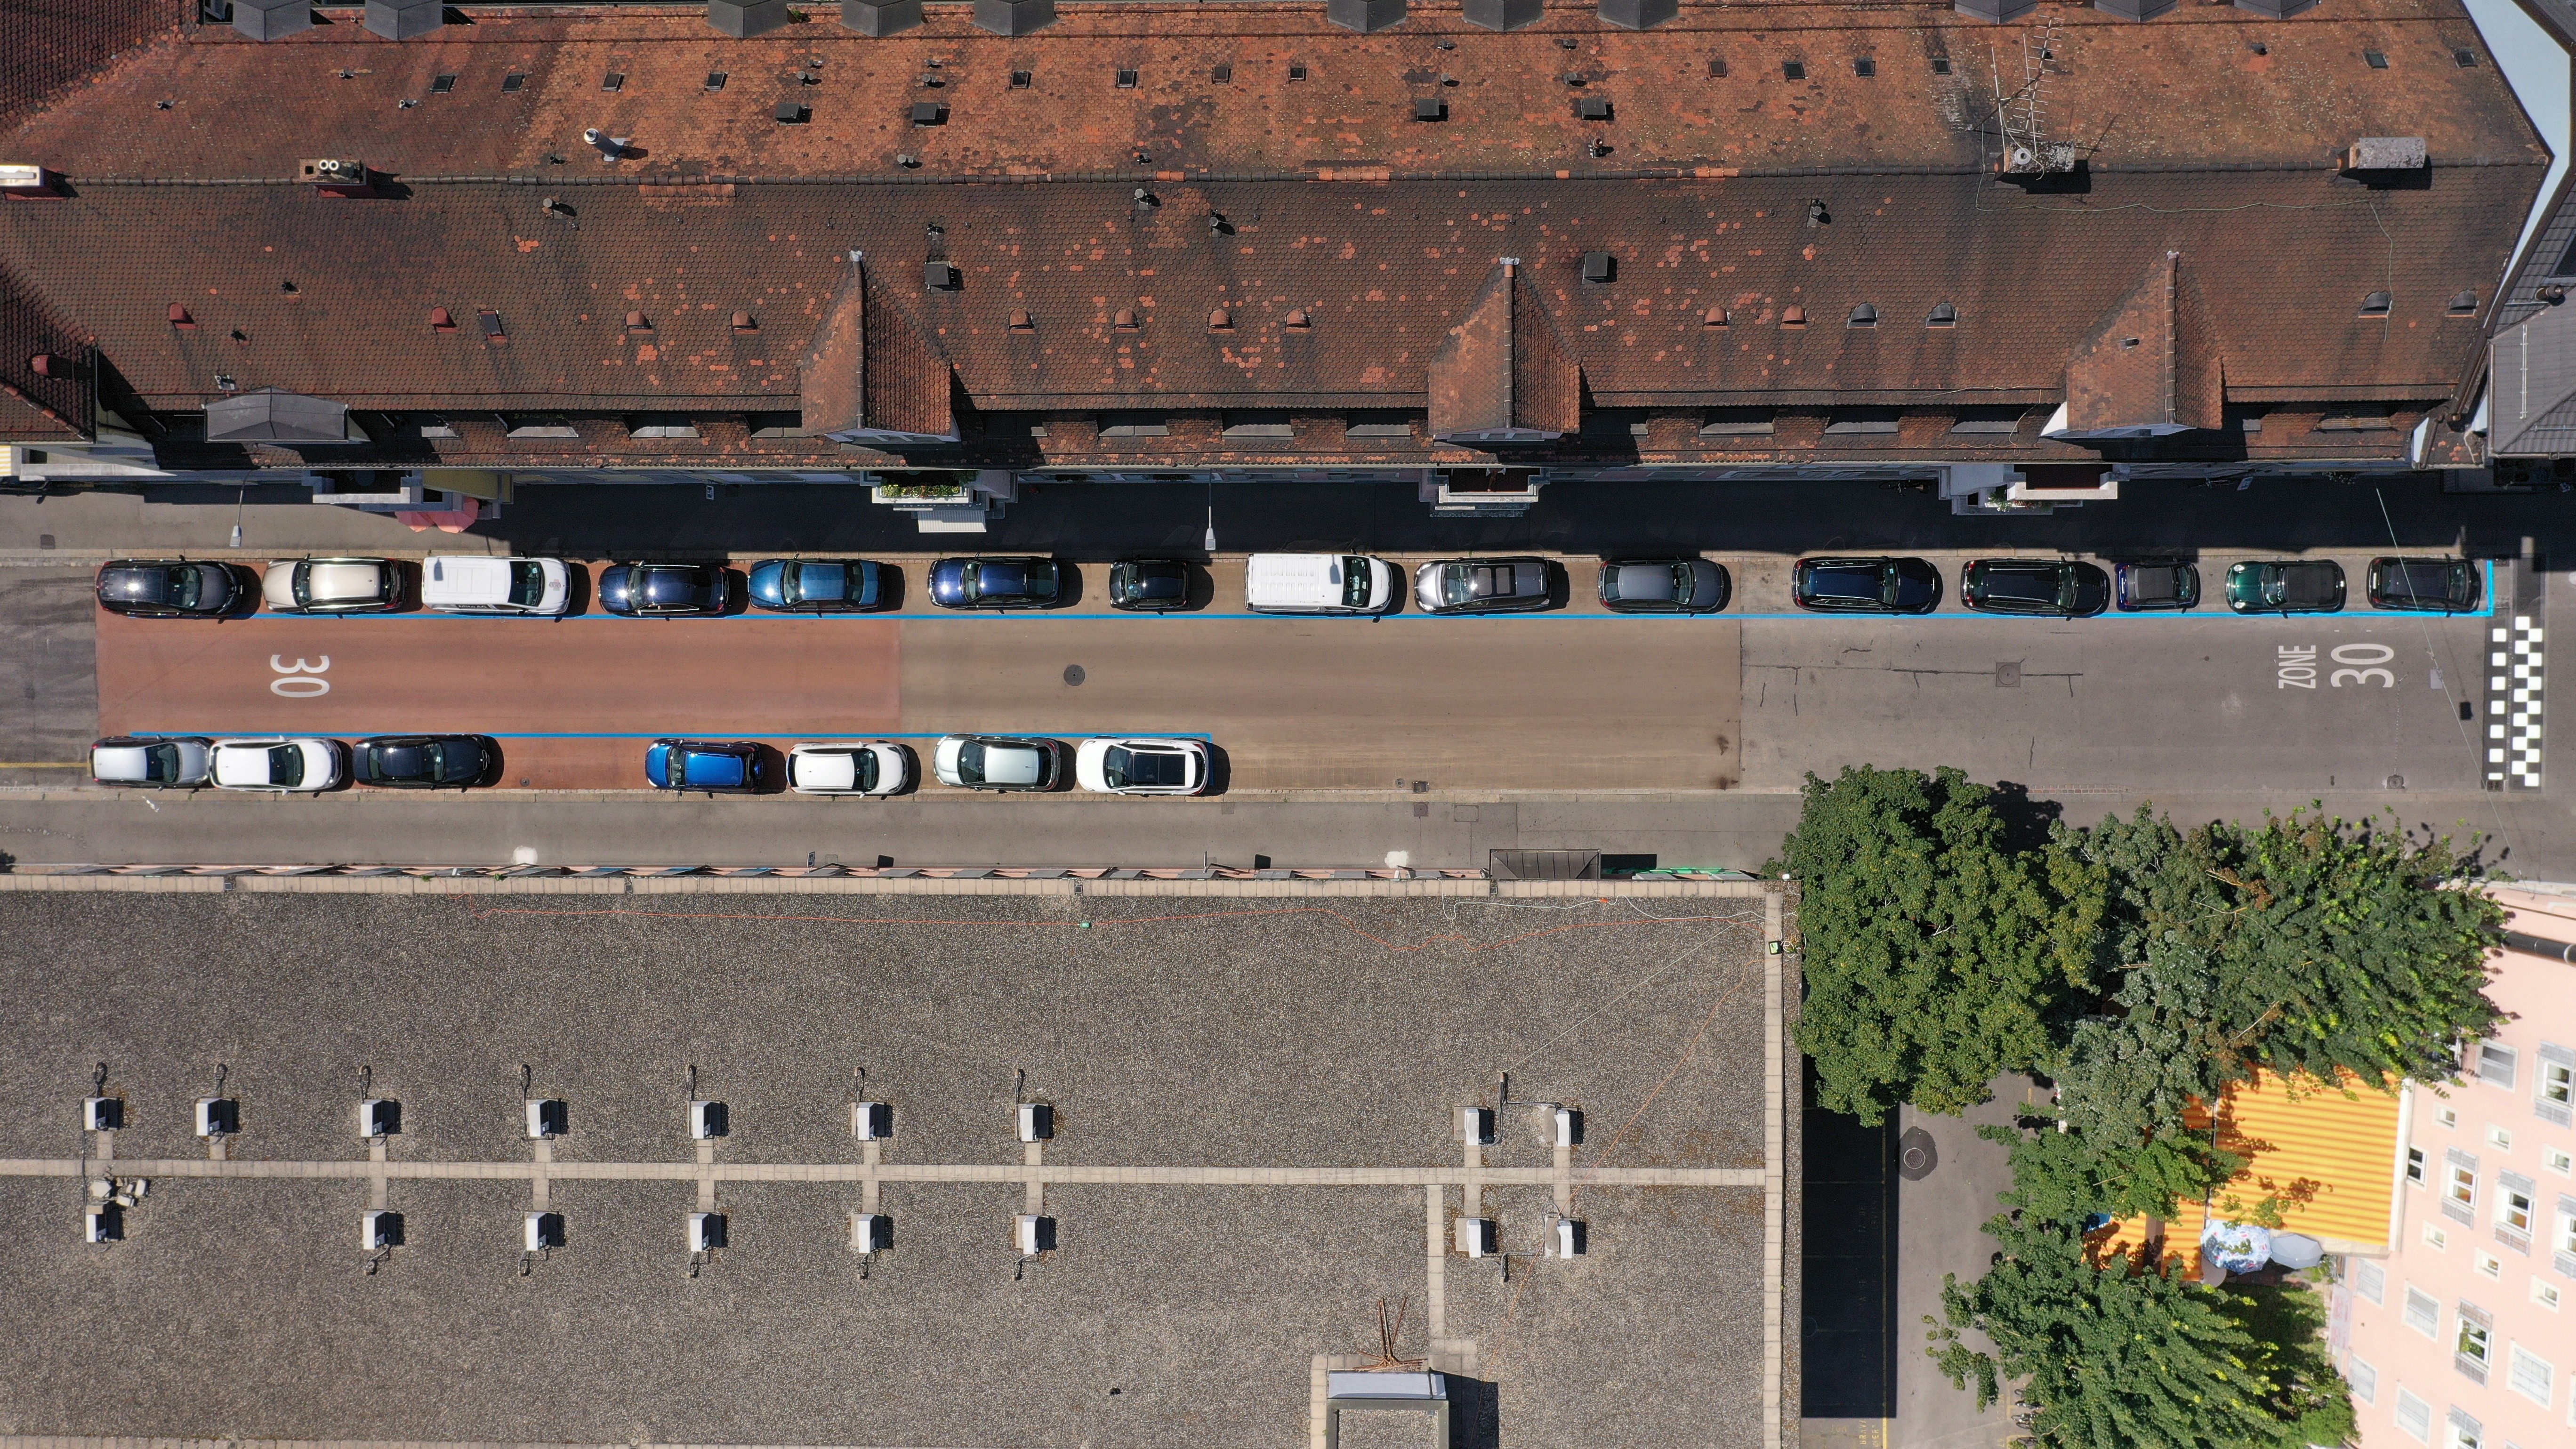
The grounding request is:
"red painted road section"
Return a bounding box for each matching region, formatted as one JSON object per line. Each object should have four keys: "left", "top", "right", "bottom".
{"left": 95, "top": 608, "right": 902, "bottom": 790}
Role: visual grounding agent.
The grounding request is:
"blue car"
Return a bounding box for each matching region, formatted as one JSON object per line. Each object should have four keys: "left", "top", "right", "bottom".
{"left": 746, "top": 558, "right": 882, "bottom": 613}
{"left": 644, "top": 738, "right": 770, "bottom": 793}
{"left": 600, "top": 562, "right": 728, "bottom": 617}
{"left": 928, "top": 556, "right": 1062, "bottom": 610}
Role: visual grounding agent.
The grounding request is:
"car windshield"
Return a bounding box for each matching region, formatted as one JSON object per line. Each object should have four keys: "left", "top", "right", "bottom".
{"left": 1341, "top": 557, "right": 1372, "bottom": 608}
{"left": 1885, "top": 564, "right": 1936, "bottom": 610}
{"left": 1103, "top": 747, "right": 1187, "bottom": 789}
{"left": 143, "top": 743, "right": 180, "bottom": 781}
{"left": 266, "top": 745, "right": 304, "bottom": 787}
{"left": 957, "top": 740, "right": 986, "bottom": 779}
{"left": 507, "top": 562, "right": 548, "bottom": 607}
{"left": 644, "top": 568, "right": 701, "bottom": 604}
{"left": 147, "top": 567, "right": 197, "bottom": 608}
{"left": 853, "top": 749, "right": 879, "bottom": 791}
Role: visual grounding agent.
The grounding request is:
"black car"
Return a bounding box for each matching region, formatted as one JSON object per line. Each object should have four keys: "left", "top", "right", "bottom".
{"left": 1963, "top": 560, "right": 2110, "bottom": 618}
{"left": 599, "top": 562, "right": 729, "bottom": 617}
{"left": 354, "top": 734, "right": 497, "bottom": 789}
{"left": 1598, "top": 557, "right": 1731, "bottom": 614}
{"left": 2114, "top": 561, "right": 2200, "bottom": 612}
{"left": 928, "top": 556, "right": 1063, "bottom": 610}
{"left": 95, "top": 559, "right": 253, "bottom": 619}
{"left": 1791, "top": 556, "right": 1942, "bottom": 615}
{"left": 1108, "top": 558, "right": 1192, "bottom": 612}
{"left": 2367, "top": 556, "right": 2480, "bottom": 613}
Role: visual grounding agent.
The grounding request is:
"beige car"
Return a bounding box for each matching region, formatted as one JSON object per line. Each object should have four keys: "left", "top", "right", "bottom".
{"left": 261, "top": 556, "right": 402, "bottom": 613}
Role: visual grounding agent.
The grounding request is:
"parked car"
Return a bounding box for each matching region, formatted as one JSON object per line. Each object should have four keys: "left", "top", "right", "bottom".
{"left": 353, "top": 734, "right": 496, "bottom": 789}
{"left": 90, "top": 734, "right": 211, "bottom": 789}
{"left": 1075, "top": 736, "right": 1211, "bottom": 795}
{"left": 94, "top": 559, "right": 255, "bottom": 619}
{"left": 2114, "top": 561, "right": 2200, "bottom": 612}
{"left": 928, "top": 556, "right": 1061, "bottom": 610}
{"left": 1243, "top": 553, "right": 1400, "bottom": 615}
{"left": 1415, "top": 556, "right": 1555, "bottom": 614}
{"left": 209, "top": 736, "right": 345, "bottom": 792}
{"left": 786, "top": 741, "right": 913, "bottom": 796}
{"left": 1598, "top": 557, "right": 1731, "bottom": 614}
{"left": 644, "top": 738, "right": 770, "bottom": 792}
{"left": 933, "top": 733, "right": 1066, "bottom": 792}
{"left": 1108, "top": 558, "right": 1192, "bottom": 612}
{"left": 1963, "top": 560, "right": 2110, "bottom": 618}
{"left": 747, "top": 558, "right": 882, "bottom": 613}
{"left": 600, "top": 562, "right": 729, "bottom": 617}
{"left": 2225, "top": 559, "right": 2346, "bottom": 615}
{"left": 261, "top": 557, "right": 402, "bottom": 614}
{"left": 421, "top": 555, "right": 571, "bottom": 616}
{"left": 2367, "top": 556, "right": 2479, "bottom": 613}
{"left": 1791, "top": 556, "right": 1943, "bottom": 614}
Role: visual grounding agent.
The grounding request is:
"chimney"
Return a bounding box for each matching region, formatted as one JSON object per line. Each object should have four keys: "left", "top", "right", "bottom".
{"left": 1461, "top": 0, "right": 1542, "bottom": 28}
{"left": 1597, "top": 0, "right": 1678, "bottom": 26}
{"left": 169, "top": 304, "right": 197, "bottom": 330}
{"left": 0, "top": 163, "right": 62, "bottom": 198}
{"left": 363, "top": 0, "right": 444, "bottom": 39}
{"left": 429, "top": 307, "right": 458, "bottom": 332}
{"left": 973, "top": 0, "right": 1056, "bottom": 35}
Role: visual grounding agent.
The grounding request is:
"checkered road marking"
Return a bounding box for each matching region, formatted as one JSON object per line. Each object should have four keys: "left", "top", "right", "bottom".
{"left": 2488, "top": 615, "right": 2543, "bottom": 790}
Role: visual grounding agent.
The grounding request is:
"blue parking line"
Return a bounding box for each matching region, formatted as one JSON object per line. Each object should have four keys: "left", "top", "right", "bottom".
{"left": 128, "top": 729, "right": 1216, "bottom": 743}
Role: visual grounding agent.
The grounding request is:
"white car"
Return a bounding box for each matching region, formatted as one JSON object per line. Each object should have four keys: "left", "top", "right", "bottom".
{"left": 261, "top": 557, "right": 401, "bottom": 614}
{"left": 787, "top": 741, "right": 914, "bottom": 797}
{"left": 932, "top": 734, "right": 1066, "bottom": 793}
{"left": 91, "top": 735, "right": 211, "bottom": 789}
{"left": 1075, "top": 736, "right": 1211, "bottom": 796}
{"left": 209, "top": 737, "right": 345, "bottom": 792}
{"left": 421, "top": 554, "right": 571, "bottom": 616}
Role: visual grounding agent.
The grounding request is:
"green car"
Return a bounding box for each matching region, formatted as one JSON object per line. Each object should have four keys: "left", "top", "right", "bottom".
{"left": 2224, "top": 559, "right": 2345, "bottom": 615}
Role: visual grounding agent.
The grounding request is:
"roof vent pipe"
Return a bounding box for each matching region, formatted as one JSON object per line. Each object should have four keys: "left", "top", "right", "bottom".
{"left": 707, "top": 0, "right": 794, "bottom": 37}
{"left": 840, "top": 0, "right": 925, "bottom": 34}
{"left": 1328, "top": 0, "right": 1408, "bottom": 31}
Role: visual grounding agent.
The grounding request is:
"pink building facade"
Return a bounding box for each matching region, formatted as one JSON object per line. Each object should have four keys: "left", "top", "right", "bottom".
{"left": 2340, "top": 884, "right": 2576, "bottom": 1449}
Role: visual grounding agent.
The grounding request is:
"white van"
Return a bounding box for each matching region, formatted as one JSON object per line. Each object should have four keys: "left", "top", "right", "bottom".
{"left": 421, "top": 555, "right": 571, "bottom": 616}
{"left": 1243, "top": 553, "right": 1399, "bottom": 615}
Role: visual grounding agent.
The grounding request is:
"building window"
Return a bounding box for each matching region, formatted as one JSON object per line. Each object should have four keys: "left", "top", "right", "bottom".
{"left": 2536, "top": 1278, "right": 2563, "bottom": 1311}
{"left": 2510, "top": 1344, "right": 2556, "bottom": 1405}
{"left": 626, "top": 415, "right": 700, "bottom": 439}
{"left": 2555, "top": 1200, "right": 2576, "bottom": 1263}
{"left": 2488, "top": 1124, "right": 2514, "bottom": 1151}
{"left": 2439, "top": 1106, "right": 2460, "bottom": 1128}
{"left": 1698, "top": 409, "right": 1775, "bottom": 437}
{"left": 2409, "top": 1146, "right": 2428, "bottom": 1183}
{"left": 2405, "top": 1286, "right": 2441, "bottom": 1336}
{"left": 2547, "top": 1146, "right": 2573, "bottom": 1175}
{"left": 2425, "top": 1223, "right": 2449, "bottom": 1250}
{"left": 2394, "top": 1387, "right": 2431, "bottom": 1441}
{"left": 2501, "top": 1176, "right": 2536, "bottom": 1239}
{"left": 2444, "top": 1151, "right": 2480, "bottom": 1224}
{"left": 2455, "top": 1307, "right": 2492, "bottom": 1382}
{"left": 502, "top": 415, "right": 580, "bottom": 439}
{"left": 2540, "top": 1044, "right": 2573, "bottom": 1127}
{"left": 2444, "top": 1409, "right": 2479, "bottom": 1449}
{"left": 2354, "top": 1258, "right": 2386, "bottom": 1304}
{"left": 2347, "top": 1353, "right": 2378, "bottom": 1404}
{"left": 2479, "top": 1042, "right": 2519, "bottom": 1089}
{"left": 2474, "top": 1250, "right": 2501, "bottom": 1278}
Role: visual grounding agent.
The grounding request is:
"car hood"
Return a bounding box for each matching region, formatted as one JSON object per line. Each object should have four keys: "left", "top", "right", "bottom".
{"left": 260, "top": 566, "right": 299, "bottom": 609}
{"left": 746, "top": 561, "right": 791, "bottom": 605}
{"left": 929, "top": 562, "right": 968, "bottom": 605}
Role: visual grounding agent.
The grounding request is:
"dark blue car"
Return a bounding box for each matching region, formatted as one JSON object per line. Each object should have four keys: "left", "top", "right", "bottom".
{"left": 600, "top": 562, "right": 728, "bottom": 617}
{"left": 746, "top": 558, "right": 882, "bottom": 613}
{"left": 928, "top": 556, "right": 1062, "bottom": 610}
{"left": 644, "top": 738, "right": 769, "bottom": 793}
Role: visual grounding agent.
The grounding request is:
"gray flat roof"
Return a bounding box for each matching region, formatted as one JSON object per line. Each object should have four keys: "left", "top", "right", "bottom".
{"left": 0, "top": 886, "right": 1787, "bottom": 1448}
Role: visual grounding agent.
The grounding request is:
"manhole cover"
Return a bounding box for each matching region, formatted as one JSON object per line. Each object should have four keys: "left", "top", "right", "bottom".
{"left": 2385, "top": 773, "right": 2407, "bottom": 789}
{"left": 1063, "top": 665, "right": 1087, "bottom": 686}
{"left": 1897, "top": 1126, "right": 1939, "bottom": 1181}
{"left": 1995, "top": 662, "right": 2023, "bottom": 688}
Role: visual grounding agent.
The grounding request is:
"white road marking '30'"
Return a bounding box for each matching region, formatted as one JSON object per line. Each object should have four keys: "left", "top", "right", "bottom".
{"left": 268, "top": 654, "right": 331, "bottom": 698}
{"left": 2277, "top": 643, "right": 2394, "bottom": 690}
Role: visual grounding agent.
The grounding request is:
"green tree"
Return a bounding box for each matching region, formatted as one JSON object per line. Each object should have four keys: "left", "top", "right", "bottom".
{"left": 2066, "top": 806, "right": 2504, "bottom": 1088}
{"left": 1777, "top": 766, "right": 2107, "bottom": 1123}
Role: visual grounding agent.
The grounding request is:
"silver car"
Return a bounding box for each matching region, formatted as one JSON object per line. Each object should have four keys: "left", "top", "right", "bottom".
{"left": 1414, "top": 556, "right": 1555, "bottom": 615}
{"left": 933, "top": 734, "right": 1066, "bottom": 792}
{"left": 91, "top": 735, "right": 212, "bottom": 788}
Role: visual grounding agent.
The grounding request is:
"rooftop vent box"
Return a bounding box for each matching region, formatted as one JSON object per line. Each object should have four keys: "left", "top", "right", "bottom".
{"left": 1549, "top": 1105, "right": 1582, "bottom": 1146}
{"left": 1014, "top": 1212, "right": 1057, "bottom": 1255}
{"left": 526, "top": 1098, "right": 569, "bottom": 1139}
{"left": 776, "top": 101, "right": 810, "bottom": 124}
{"left": 2089, "top": 0, "right": 2177, "bottom": 19}
{"left": 0, "top": 163, "right": 61, "bottom": 197}
{"left": 524, "top": 1211, "right": 565, "bottom": 1251}
{"left": 1462, "top": 0, "right": 1541, "bottom": 26}
{"left": 687, "top": 1211, "right": 728, "bottom": 1252}
{"left": 840, "top": 0, "right": 925, "bottom": 34}
{"left": 1577, "top": 96, "right": 1612, "bottom": 121}
{"left": 361, "top": 1210, "right": 404, "bottom": 1250}
{"left": 1581, "top": 251, "right": 1615, "bottom": 283}
{"left": 850, "top": 1211, "right": 892, "bottom": 1253}
{"left": 363, "top": 0, "right": 444, "bottom": 40}
{"left": 2344, "top": 136, "right": 2427, "bottom": 172}
{"left": 1328, "top": 0, "right": 1407, "bottom": 32}
{"left": 925, "top": 260, "right": 961, "bottom": 290}
{"left": 2230, "top": 0, "right": 2317, "bottom": 13}
{"left": 231, "top": 0, "right": 314, "bottom": 41}
{"left": 974, "top": 0, "right": 1056, "bottom": 36}
{"left": 195, "top": 1096, "right": 239, "bottom": 1137}
{"left": 910, "top": 101, "right": 946, "bottom": 125}
{"left": 852, "top": 1101, "right": 892, "bottom": 1139}
{"left": 1598, "top": 0, "right": 1679, "bottom": 28}
{"left": 358, "top": 1098, "right": 401, "bottom": 1138}
{"left": 1549, "top": 1217, "right": 1588, "bottom": 1256}
{"left": 1953, "top": 0, "right": 2040, "bottom": 18}
{"left": 83, "top": 1097, "right": 121, "bottom": 1132}
{"left": 689, "top": 1100, "right": 728, "bottom": 1139}
{"left": 1457, "top": 1105, "right": 1496, "bottom": 1144}
{"left": 1454, "top": 1216, "right": 1497, "bottom": 1257}
{"left": 86, "top": 1204, "right": 123, "bottom": 1242}
{"left": 708, "top": 0, "right": 795, "bottom": 38}
{"left": 298, "top": 158, "right": 374, "bottom": 195}
{"left": 1414, "top": 96, "right": 1445, "bottom": 121}
{"left": 1018, "top": 1101, "right": 1054, "bottom": 1142}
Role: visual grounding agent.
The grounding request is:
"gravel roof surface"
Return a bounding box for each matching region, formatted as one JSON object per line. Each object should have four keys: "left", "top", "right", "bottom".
{"left": 0, "top": 891, "right": 1777, "bottom": 1449}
